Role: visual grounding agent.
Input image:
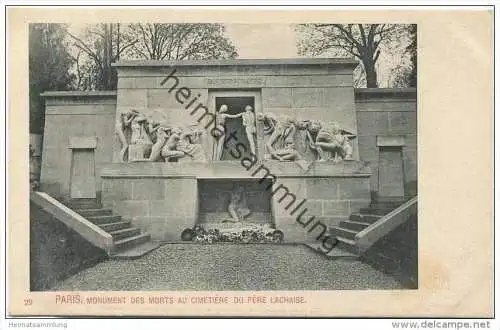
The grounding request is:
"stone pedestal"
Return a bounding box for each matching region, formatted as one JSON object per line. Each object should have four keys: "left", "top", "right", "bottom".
{"left": 100, "top": 161, "right": 371, "bottom": 243}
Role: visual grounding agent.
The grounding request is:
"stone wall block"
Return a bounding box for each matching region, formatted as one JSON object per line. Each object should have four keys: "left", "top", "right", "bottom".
{"left": 132, "top": 179, "right": 164, "bottom": 200}
{"left": 305, "top": 178, "right": 340, "bottom": 199}
{"left": 262, "top": 88, "right": 292, "bottom": 108}
{"left": 102, "top": 179, "right": 133, "bottom": 201}
{"left": 292, "top": 87, "right": 324, "bottom": 108}
{"left": 114, "top": 200, "right": 150, "bottom": 219}
{"left": 389, "top": 112, "right": 417, "bottom": 134}
{"left": 323, "top": 200, "right": 350, "bottom": 217}
{"left": 338, "top": 178, "right": 371, "bottom": 200}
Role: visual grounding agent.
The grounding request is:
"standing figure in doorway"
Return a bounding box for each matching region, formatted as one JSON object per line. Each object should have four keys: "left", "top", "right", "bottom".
{"left": 232, "top": 105, "right": 257, "bottom": 156}
{"left": 212, "top": 104, "right": 241, "bottom": 161}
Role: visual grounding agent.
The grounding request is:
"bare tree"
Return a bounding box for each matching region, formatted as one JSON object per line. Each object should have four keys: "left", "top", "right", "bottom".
{"left": 406, "top": 24, "right": 417, "bottom": 87}
{"left": 67, "top": 23, "right": 139, "bottom": 90}
{"left": 296, "top": 24, "right": 411, "bottom": 88}
{"left": 67, "top": 23, "right": 237, "bottom": 90}
{"left": 125, "top": 23, "right": 237, "bottom": 60}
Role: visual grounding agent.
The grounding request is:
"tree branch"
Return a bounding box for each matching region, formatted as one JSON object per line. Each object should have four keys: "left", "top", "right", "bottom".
{"left": 332, "top": 24, "right": 362, "bottom": 50}
{"left": 358, "top": 24, "right": 367, "bottom": 47}
{"left": 113, "top": 39, "right": 139, "bottom": 61}
{"left": 66, "top": 31, "right": 102, "bottom": 65}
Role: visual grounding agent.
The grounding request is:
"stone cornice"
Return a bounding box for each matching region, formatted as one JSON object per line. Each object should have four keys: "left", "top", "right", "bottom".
{"left": 112, "top": 58, "right": 359, "bottom": 68}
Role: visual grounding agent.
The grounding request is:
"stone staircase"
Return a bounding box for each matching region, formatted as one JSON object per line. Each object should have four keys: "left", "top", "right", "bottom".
{"left": 65, "top": 199, "right": 159, "bottom": 259}
{"left": 332, "top": 200, "right": 406, "bottom": 254}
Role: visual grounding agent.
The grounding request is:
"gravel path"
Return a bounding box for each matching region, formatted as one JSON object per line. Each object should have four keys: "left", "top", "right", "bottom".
{"left": 52, "top": 244, "right": 405, "bottom": 291}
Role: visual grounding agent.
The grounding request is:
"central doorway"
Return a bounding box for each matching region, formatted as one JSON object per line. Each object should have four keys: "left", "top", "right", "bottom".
{"left": 215, "top": 96, "right": 254, "bottom": 161}
{"left": 208, "top": 90, "right": 262, "bottom": 161}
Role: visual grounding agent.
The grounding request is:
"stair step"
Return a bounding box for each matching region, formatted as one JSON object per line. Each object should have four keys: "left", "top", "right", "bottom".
{"left": 339, "top": 220, "right": 371, "bottom": 231}
{"left": 110, "top": 242, "right": 161, "bottom": 260}
{"left": 370, "top": 202, "right": 404, "bottom": 209}
{"left": 350, "top": 213, "right": 383, "bottom": 224}
{"left": 76, "top": 208, "right": 112, "bottom": 217}
{"left": 66, "top": 199, "right": 102, "bottom": 209}
{"left": 371, "top": 197, "right": 407, "bottom": 205}
{"left": 115, "top": 233, "right": 151, "bottom": 251}
{"left": 99, "top": 221, "right": 132, "bottom": 232}
{"left": 331, "top": 227, "right": 358, "bottom": 240}
{"left": 359, "top": 207, "right": 393, "bottom": 216}
{"left": 336, "top": 237, "right": 358, "bottom": 254}
{"left": 110, "top": 227, "right": 141, "bottom": 241}
{"left": 87, "top": 215, "right": 122, "bottom": 225}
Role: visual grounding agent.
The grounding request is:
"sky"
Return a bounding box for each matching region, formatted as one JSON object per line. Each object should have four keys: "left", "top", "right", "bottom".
{"left": 223, "top": 23, "right": 410, "bottom": 87}
{"left": 66, "top": 23, "right": 411, "bottom": 88}
{"left": 224, "top": 24, "right": 300, "bottom": 59}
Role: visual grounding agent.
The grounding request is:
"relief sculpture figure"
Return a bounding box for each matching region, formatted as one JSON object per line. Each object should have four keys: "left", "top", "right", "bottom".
{"left": 170, "top": 127, "right": 208, "bottom": 163}
{"left": 314, "top": 122, "right": 354, "bottom": 162}
{"left": 115, "top": 110, "right": 136, "bottom": 163}
{"left": 304, "top": 120, "right": 323, "bottom": 161}
{"left": 295, "top": 120, "right": 316, "bottom": 161}
{"left": 265, "top": 116, "right": 300, "bottom": 161}
{"left": 148, "top": 125, "right": 171, "bottom": 161}
{"left": 231, "top": 105, "right": 257, "bottom": 156}
{"left": 212, "top": 104, "right": 242, "bottom": 161}
{"left": 256, "top": 112, "right": 277, "bottom": 135}
{"left": 128, "top": 111, "right": 154, "bottom": 161}
{"left": 130, "top": 112, "right": 152, "bottom": 145}
{"left": 161, "top": 127, "right": 185, "bottom": 162}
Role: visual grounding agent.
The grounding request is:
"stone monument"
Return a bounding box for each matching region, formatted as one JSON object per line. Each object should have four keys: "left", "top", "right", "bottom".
{"left": 41, "top": 59, "right": 382, "bottom": 244}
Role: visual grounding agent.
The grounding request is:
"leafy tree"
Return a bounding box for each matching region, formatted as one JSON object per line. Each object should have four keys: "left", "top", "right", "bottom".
{"left": 68, "top": 23, "right": 238, "bottom": 90}
{"left": 296, "top": 24, "right": 411, "bottom": 88}
{"left": 29, "top": 23, "right": 75, "bottom": 134}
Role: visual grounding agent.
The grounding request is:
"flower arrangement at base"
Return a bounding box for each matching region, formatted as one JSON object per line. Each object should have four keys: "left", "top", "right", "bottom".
{"left": 181, "top": 223, "right": 284, "bottom": 243}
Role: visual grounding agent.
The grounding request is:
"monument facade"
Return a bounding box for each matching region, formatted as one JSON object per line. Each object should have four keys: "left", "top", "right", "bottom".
{"left": 39, "top": 58, "right": 417, "bottom": 244}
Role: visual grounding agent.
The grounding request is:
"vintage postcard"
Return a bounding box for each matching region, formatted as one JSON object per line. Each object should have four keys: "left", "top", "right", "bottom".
{"left": 5, "top": 6, "right": 494, "bottom": 318}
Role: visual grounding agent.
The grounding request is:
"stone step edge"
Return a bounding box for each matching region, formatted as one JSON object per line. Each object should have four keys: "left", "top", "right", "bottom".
{"left": 87, "top": 215, "right": 121, "bottom": 220}
{"left": 109, "top": 227, "right": 140, "bottom": 235}
{"left": 114, "top": 233, "right": 150, "bottom": 247}
{"left": 340, "top": 220, "right": 372, "bottom": 226}
{"left": 75, "top": 208, "right": 112, "bottom": 213}
{"left": 99, "top": 221, "right": 131, "bottom": 230}
{"left": 336, "top": 236, "right": 356, "bottom": 246}
{"left": 352, "top": 213, "right": 383, "bottom": 218}
{"left": 109, "top": 242, "right": 161, "bottom": 260}
{"left": 332, "top": 226, "right": 358, "bottom": 234}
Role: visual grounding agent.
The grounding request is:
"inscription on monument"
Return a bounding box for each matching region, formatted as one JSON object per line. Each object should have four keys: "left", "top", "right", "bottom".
{"left": 206, "top": 77, "right": 265, "bottom": 87}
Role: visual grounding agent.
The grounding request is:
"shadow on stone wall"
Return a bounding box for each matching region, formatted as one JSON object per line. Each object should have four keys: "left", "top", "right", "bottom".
{"left": 405, "top": 180, "right": 418, "bottom": 198}
{"left": 30, "top": 201, "right": 107, "bottom": 291}
{"left": 360, "top": 214, "right": 418, "bottom": 289}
